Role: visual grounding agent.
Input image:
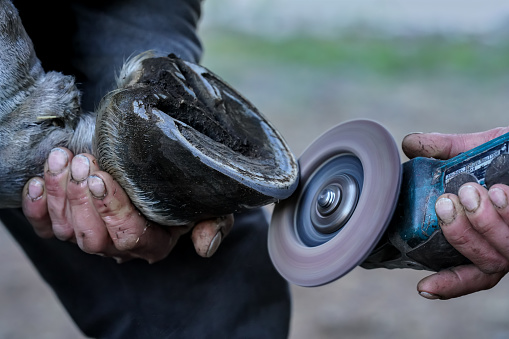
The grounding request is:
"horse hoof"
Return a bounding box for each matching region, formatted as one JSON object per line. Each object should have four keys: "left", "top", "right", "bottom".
{"left": 95, "top": 53, "right": 299, "bottom": 226}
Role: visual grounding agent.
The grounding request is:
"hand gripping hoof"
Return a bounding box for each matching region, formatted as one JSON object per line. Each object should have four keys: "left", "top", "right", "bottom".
{"left": 0, "top": 1, "right": 298, "bottom": 225}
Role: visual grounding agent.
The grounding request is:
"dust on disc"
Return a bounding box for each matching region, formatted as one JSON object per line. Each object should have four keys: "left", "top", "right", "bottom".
{"left": 268, "top": 119, "right": 401, "bottom": 287}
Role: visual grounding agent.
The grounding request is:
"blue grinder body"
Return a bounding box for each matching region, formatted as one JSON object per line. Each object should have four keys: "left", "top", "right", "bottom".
{"left": 362, "top": 132, "right": 509, "bottom": 271}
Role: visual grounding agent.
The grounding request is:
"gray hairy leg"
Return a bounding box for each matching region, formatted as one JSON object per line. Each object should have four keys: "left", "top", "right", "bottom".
{"left": 0, "top": 0, "right": 94, "bottom": 207}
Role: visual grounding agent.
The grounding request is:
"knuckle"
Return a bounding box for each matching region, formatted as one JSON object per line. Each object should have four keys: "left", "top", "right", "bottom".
{"left": 470, "top": 219, "right": 494, "bottom": 237}
{"left": 45, "top": 182, "right": 65, "bottom": 198}
{"left": 103, "top": 207, "right": 136, "bottom": 230}
{"left": 67, "top": 180, "right": 90, "bottom": 203}
{"left": 102, "top": 208, "right": 145, "bottom": 252}
{"left": 492, "top": 260, "right": 509, "bottom": 274}
{"left": 111, "top": 224, "right": 140, "bottom": 251}
{"left": 478, "top": 256, "right": 509, "bottom": 275}
{"left": 66, "top": 191, "right": 90, "bottom": 208}
{"left": 96, "top": 196, "right": 133, "bottom": 219}
{"left": 44, "top": 170, "right": 68, "bottom": 190}
{"left": 444, "top": 229, "right": 471, "bottom": 247}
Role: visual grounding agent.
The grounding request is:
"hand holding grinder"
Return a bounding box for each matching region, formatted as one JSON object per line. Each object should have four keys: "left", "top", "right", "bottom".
{"left": 269, "top": 119, "right": 509, "bottom": 286}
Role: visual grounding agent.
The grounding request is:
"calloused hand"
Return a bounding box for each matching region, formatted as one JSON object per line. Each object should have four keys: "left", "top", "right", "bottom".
{"left": 21, "top": 147, "right": 234, "bottom": 263}
{"left": 403, "top": 127, "right": 509, "bottom": 299}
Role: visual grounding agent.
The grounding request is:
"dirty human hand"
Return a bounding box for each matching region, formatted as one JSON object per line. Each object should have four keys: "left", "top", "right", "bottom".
{"left": 403, "top": 127, "right": 509, "bottom": 299}
{"left": 21, "top": 147, "right": 234, "bottom": 263}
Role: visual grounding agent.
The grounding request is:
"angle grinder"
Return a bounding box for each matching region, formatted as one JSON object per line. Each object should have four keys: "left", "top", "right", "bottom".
{"left": 269, "top": 119, "right": 509, "bottom": 287}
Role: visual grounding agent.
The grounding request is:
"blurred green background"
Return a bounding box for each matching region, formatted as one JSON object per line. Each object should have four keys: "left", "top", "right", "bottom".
{"left": 198, "top": 1, "right": 509, "bottom": 159}
{"left": 2, "top": 1, "right": 509, "bottom": 338}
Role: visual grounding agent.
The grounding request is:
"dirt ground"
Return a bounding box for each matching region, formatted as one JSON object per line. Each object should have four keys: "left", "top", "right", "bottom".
{"left": 2, "top": 59, "right": 509, "bottom": 338}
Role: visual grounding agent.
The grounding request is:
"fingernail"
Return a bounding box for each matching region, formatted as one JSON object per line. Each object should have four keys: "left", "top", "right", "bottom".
{"left": 71, "top": 155, "right": 90, "bottom": 182}
{"left": 435, "top": 197, "right": 456, "bottom": 224}
{"left": 206, "top": 232, "right": 222, "bottom": 257}
{"left": 458, "top": 185, "right": 480, "bottom": 212}
{"left": 27, "top": 179, "right": 44, "bottom": 200}
{"left": 48, "top": 148, "right": 68, "bottom": 174}
{"left": 419, "top": 291, "right": 441, "bottom": 300}
{"left": 489, "top": 187, "right": 507, "bottom": 209}
{"left": 88, "top": 175, "right": 106, "bottom": 198}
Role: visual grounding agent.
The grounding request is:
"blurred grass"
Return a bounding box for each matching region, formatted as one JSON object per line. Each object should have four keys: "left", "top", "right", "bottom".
{"left": 201, "top": 29, "right": 509, "bottom": 79}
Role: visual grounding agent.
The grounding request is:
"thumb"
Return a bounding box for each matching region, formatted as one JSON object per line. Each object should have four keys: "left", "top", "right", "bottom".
{"left": 402, "top": 127, "right": 509, "bottom": 160}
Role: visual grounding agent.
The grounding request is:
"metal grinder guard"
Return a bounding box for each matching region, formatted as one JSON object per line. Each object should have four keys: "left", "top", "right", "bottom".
{"left": 269, "top": 119, "right": 509, "bottom": 287}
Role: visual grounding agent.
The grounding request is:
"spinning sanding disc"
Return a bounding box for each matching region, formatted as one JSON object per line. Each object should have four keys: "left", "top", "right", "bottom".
{"left": 269, "top": 120, "right": 401, "bottom": 287}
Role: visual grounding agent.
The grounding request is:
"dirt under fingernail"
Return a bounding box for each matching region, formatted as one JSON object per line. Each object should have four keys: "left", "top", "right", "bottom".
{"left": 88, "top": 175, "right": 106, "bottom": 198}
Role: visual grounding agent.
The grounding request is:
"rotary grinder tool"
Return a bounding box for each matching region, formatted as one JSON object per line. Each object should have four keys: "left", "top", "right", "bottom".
{"left": 269, "top": 119, "right": 509, "bottom": 287}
